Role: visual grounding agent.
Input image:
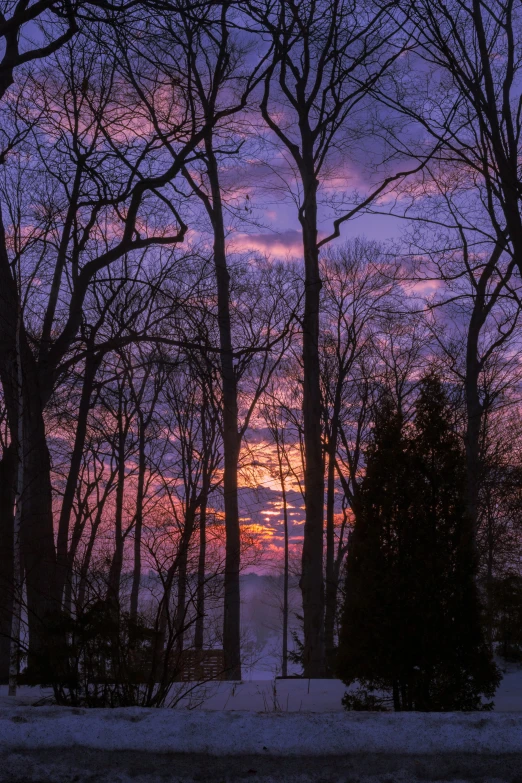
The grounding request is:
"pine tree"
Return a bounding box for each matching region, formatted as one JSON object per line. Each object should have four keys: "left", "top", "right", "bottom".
{"left": 337, "top": 375, "right": 500, "bottom": 710}
{"left": 337, "top": 392, "right": 411, "bottom": 710}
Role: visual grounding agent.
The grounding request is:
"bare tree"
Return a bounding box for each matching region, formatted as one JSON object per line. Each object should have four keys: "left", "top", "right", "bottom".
{"left": 172, "top": 0, "right": 270, "bottom": 678}
{"left": 248, "top": 0, "right": 408, "bottom": 675}
{"left": 8, "top": 222, "right": 23, "bottom": 696}
{"left": 0, "top": 11, "right": 234, "bottom": 663}
{"left": 373, "top": 0, "right": 522, "bottom": 556}
{"left": 260, "top": 386, "right": 295, "bottom": 677}
{"left": 320, "top": 239, "right": 398, "bottom": 662}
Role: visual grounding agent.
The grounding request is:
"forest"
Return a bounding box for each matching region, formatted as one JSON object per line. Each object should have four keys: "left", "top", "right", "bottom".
{"left": 0, "top": 0, "right": 520, "bottom": 712}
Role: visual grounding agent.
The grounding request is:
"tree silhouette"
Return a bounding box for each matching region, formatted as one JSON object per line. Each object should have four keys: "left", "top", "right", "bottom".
{"left": 338, "top": 374, "right": 500, "bottom": 710}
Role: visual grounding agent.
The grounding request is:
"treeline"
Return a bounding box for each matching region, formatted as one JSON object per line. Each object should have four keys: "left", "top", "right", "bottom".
{"left": 0, "top": 0, "right": 520, "bottom": 707}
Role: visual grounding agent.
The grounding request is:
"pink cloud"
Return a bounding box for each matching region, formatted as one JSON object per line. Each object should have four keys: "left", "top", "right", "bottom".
{"left": 230, "top": 229, "right": 303, "bottom": 257}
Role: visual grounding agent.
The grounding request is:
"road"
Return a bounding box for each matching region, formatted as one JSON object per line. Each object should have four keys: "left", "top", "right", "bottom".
{"left": 1, "top": 749, "right": 521, "bottom": 782}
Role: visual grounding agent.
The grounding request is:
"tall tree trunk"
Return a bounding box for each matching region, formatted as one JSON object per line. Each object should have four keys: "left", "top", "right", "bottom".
{"left": 299, "top": 162, "right": 325, "bottom": 677}
{"left": 130, "top": 414, "right": 146, "bottom": 625}
{"left": 63, "top": 497, "right": 90, "bottom": 617}
{"left": 393, "top": 680, "right": 401, "bottom": 711}
{"left": 155, "top": 510, "right": 196, "bottom": 675}
{"left": 21, "top": 388, "right": 56, "bottom": 667}
{"left": 107, "top": 391, "right": 126, "bottom": 610}
{"left": 0, "top": 210, "right": 55, "bottom": 667}
{"left": 465, "top": 313, "right": 483, "bottom": 565}
{"left": 0, "top": 446, "right": 14, "bottom": 683}
{"left": 9, "top": 288, "right": 24, "bottom": 696}
{"left": 77, "top": 517, "right": 101, "bottom": 614}
{"left": 154, "top": 567, "right": 175, "bottom": 686}
{"left": 205, "top": 135, "right": 241, "bottom": 679}
{"left": 324, "top": 376, "right": 343, "bottom": 669}
{"left": 174, "top": 545, "right": 188, "bottom": 654}
{"left": 485, "top": 501, "right": 495, "bottom": 648}
{"left": 155, "top": 547, "right": 184, "bottom": 678}
{"left": 281, "top": 467, "right": 289, "bottom": 679}
{"left": 54, "top": 352, "right": 99, "bottom": 609}
{"left": 324, "top": 443, "right": 337, "bottom": 667}
{"left": 77, "top": 475, "right": 114, "bottom": 613}
{"left": 194, "top": 495, "right": 207, "bottom": 652}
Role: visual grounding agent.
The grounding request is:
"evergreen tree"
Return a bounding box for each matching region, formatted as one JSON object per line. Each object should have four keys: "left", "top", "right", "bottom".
{"left": 337, "top": 375, "right": 500, "bottom": 710}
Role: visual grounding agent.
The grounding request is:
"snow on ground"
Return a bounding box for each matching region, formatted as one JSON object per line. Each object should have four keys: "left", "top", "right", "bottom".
{"left": 2, "top": 673, "right": 522, "bottom": 782}
{"left": 1, "top": 708, "right": 522, "bottom": 755}
{"left": 1, "top": 665, "right": 522, "bottom": 712}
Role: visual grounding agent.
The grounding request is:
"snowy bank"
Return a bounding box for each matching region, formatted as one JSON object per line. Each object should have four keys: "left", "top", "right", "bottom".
{"left": 1, "top": 708, "right": 522, "bottom": 756}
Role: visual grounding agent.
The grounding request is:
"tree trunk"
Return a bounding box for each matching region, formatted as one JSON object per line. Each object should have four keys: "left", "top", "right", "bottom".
{"left": 0, "top": 210, "right": 56, "bottom": 667}
{"left": 0, "top": 446, "right": 15, "bottom": 683}
{"left": 194, "top": 496, "right": 207, "bottom": 651}
{"left": 107, "top": 391, "right": 126, "bottom": 610}
{"left": 174, "top": 545, "right": 188, "bottom": 654}
{"left": 21, "top": 388, "right": 56, "bottom": 667}
{"left": 465, "top": 313, "right": 483, "bottom": 567}
{"left": 299, "top": 162, "right": 325, "bottom": 677}
{"left": 155, "top": 507, "right": 196, "bottom": 676}
{"left": 54, "top": 352, "right": 99, "bottom": 609}
{"left": 281, "top": 469, "right": 289, "bottom": 679}
{"left": 155, "top": 550, "right": 183, "bottom": 677}
{"left": 155, "top": 567, "right": 175, "bottom": 682}
{"left": 393, "top": 680, "right": 401, "bottom": 711}
{"left": 9, "top": 290, "right": 24, "bottom": 696}
{"left": 324, "top": 443, "right": 337, "bottom": 667}
{"left": 63, "top": 490, "right": 91, "bottom": 616}
{"left": 324, "top": 371, "right": 344, "bottom": 667}
{"left": 485, "top": 502, "right": 495, "bottom": 648}
{"left": 205, "top": 135, "right": 241, "bottom": 679}
{"left": 130, "top": 414, "right": 146, "bottom": 624}
{"left": 77, "top": 516, "right": 102, "bottom": 614}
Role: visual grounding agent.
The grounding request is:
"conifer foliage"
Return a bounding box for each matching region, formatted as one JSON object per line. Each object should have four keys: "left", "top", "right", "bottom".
{"left": 337, "top": 375, "right": 500, "bottom": 711}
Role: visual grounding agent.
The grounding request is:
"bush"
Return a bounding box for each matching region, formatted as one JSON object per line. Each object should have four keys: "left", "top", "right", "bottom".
{"left": 22, "top": 600, "right": 187, "bottom": 707}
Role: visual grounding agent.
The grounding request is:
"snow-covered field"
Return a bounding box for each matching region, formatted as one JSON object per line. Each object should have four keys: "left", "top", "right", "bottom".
{"left": 183, "top": 665, "right": 522, "bottom": 712}
{"left": 1, "top": 669, "right": 522, "bottom": 781}
{"left": 2, "top": 664, "right": 522, "bottom": 711}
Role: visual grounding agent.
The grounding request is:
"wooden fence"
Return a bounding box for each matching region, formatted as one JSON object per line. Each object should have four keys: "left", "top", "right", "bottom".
{"left": 176, "top": 649, "right": 225, "bottom": 681}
